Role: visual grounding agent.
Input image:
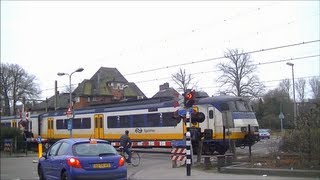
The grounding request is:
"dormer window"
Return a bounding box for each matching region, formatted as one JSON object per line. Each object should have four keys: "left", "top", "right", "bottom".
{"left": 108, "top": 82, "right": 126, "bottom": 90}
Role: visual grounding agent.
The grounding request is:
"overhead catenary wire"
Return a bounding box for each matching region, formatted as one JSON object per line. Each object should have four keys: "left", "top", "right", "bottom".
{"left": 123, "top": 40, "right": 320, "bottom": 76}
{"left": 133, "top": 54, "right": 320, "bottom": 84}
{"left": 40, "top": 47, "right": 320, "bottom": 95}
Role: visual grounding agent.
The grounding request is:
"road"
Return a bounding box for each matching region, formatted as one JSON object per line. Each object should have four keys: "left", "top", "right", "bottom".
{"left": 0, "top": 138, "right": 301, "bottom": 180}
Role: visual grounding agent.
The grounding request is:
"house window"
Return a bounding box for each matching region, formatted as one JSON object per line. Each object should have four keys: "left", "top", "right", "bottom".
{"left": 87, "top": 97, "right": 90, "bottom": 102}
{"left": 137, "top": 96, "right": 144, "bottom": 100}
{"left": 75, "top": 97, "right": 80, "bottom": 103}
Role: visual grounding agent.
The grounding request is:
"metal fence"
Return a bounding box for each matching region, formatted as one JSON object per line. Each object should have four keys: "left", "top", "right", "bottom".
{"left": 1, "top": 139, "right": 38, "bottom": 156}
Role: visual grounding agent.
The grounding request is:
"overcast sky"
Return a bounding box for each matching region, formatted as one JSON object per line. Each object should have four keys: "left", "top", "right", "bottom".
{"left": 1, "top": 1, "right": 319, "bottom": 100}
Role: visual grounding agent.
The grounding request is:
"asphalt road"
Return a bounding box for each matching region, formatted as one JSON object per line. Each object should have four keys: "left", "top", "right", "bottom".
{"left": 1, "top": 156, "right": 39, "bottom": 180}
{"left": 0, "top": 137, "right": 305, "bottom": 180}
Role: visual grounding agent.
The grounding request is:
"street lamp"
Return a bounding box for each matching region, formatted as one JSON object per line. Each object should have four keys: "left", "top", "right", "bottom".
{"left": 286, "top": 62, "right": 297, "bottom": 128}
{"left": 57, "top": 67, "right": 84, "bottom": 138}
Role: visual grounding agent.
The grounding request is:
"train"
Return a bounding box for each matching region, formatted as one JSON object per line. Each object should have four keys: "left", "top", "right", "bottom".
{"left": 0, "top": 95, "right": 260, "bottom": 155}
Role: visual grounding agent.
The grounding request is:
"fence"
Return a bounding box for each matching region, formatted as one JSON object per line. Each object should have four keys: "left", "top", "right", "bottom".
{"left": 1, "top": 139, "right": 38, "bottom": 156}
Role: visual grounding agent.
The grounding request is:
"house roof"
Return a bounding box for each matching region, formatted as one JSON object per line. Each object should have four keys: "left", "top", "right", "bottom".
{"left": 73, "top": 67, "right": 146, "bottom": 97}
{"left": 31, "top": 93, "right": 70, "bottom": 111}
{"left": 31, "top": 67, "right": 148, "bottom": 112}
{"left": 152, "top": 88, "right": 180, "bottom": 99}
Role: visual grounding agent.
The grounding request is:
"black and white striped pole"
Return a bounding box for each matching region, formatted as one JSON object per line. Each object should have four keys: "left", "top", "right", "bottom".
{"left": 186, "top": 110, "right": 191, "bottom": 176}
{"left": 183, "top": 89, "right": 195, "bottom": 176}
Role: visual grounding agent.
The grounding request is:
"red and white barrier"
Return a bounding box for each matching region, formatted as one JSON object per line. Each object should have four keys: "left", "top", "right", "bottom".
{"left": 170, "top": 147, "right": 186, "bottom": 168}
{"left": 111, "top": 140, "right": 172, "bottom": 148}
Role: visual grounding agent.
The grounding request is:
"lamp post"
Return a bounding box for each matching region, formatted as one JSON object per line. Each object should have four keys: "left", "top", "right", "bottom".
{"left": 286, "top": 62, "right": 297, "bottom": 128}
{"left": 57, "top": 67, "right": 84, "bottom": 138}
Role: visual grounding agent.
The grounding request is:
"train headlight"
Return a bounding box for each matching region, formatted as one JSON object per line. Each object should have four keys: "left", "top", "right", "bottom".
{"left": 241, "top": 127, "right": 247, "bottom": 132}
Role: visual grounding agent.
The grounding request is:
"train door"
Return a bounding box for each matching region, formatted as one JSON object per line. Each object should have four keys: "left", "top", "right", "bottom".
{"left": 94, "top": 114, "right": 104, "bottom": 139}
{"left": 47, "top": 118, "right": 54, "bottom": 139}
{"left": 12, "top": 120, "right": 18, "bottom": 128}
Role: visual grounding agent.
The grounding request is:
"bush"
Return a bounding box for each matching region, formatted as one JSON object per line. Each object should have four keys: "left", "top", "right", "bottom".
{"left": 0, "top": 127, "right": 25, "bottom": 151}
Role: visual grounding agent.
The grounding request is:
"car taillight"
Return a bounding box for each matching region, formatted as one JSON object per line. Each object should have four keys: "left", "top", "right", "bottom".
{"left": 67, "top": 157, "right": 82, "bottom": 168}
{"left": 118, "top": 156, "right": 125, "bottom": 167}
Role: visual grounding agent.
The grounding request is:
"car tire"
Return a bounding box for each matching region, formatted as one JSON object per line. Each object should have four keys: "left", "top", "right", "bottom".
{"left": 61, "top": 171, "right": 68, "bottom": 180}
{"left": 38, "top": 165, "right": 45, "bottom": 180}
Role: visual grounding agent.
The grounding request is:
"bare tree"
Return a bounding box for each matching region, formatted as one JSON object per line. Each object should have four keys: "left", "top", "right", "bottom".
{"left": 217, "top": 49, "right": 265, "bottom": 98}
{"left": 279, "top": 79, "right": 291, "bottom": 95}
{"left": 171, "top": 68, "right": 195, "bottom": 93}
{"left": 295, "top": 78, "right": 306, "bottom": 102}
{"left": 0, "top": 63, "right": 41, "bottom": 115}
{"left": 309, "top": 77, "right": 320, "bottom": 99}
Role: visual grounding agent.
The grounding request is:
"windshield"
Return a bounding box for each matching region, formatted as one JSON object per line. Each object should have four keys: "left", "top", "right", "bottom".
{"left": 227, "top": 100, "right": 252, "bottom": 111}
{"left": 73, "top": 142, "right": 117, "bottom": 156}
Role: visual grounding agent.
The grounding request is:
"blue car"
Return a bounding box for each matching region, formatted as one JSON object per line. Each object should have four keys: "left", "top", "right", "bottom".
{"left": 38, "top": 138, "right": 127, "bottom": 180}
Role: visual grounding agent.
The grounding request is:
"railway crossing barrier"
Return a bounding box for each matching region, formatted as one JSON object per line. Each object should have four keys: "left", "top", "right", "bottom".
{"left": 170, "top": 147, "right": 186, "bottom": 168}
{"left": 3, "top": 139, "right": 13, "bottom": 154}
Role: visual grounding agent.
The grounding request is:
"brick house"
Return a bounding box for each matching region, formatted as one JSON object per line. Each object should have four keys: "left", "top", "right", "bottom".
{"left": 31, "top": 67, "right": 146, "bottom": 112}
{"left": 72, "top": 67, "right": 146, "bottom": 108}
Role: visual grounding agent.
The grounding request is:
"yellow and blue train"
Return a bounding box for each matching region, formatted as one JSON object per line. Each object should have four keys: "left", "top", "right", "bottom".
{"left": 1, "top": 95, "right": 260, "bottom": 154}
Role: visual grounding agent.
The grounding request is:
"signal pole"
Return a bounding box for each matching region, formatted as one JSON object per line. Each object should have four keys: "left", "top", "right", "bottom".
{"left": 185, "top": 110, "right": 191, "bottom": 176}
{"left": 184, "top": 89, "right": 195, "bottom": 176}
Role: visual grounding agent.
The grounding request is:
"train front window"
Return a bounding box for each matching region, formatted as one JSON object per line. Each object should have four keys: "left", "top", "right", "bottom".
{"left": 227, "top": 100, "right": 251, "bottom": 111}
{"left": 235, "top": 100, "right": 251, "bottom": 111}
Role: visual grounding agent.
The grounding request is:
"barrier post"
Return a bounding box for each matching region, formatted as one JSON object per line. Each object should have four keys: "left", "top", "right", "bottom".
{"left": 38, "top": 143, "right": 42, "bottom": 158}
{"left": 186, "top": 131, "right": 191, "bottom": 176}
{"left": 37, "top": 136, "right": 42, "bottom": 158}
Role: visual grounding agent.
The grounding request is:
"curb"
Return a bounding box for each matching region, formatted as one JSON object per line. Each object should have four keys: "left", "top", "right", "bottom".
{"left": 220, "top": 164, "right": 320, "bottom": 178}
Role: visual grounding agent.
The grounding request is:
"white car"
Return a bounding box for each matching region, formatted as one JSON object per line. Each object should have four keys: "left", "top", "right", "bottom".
{"left": 259, "top": 129, "right": 270, "bottom": 139}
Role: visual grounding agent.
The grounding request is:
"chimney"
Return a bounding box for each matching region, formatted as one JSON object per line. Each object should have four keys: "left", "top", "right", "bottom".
{"left": 159, "top": 83, "right": 169, "bottom": 91}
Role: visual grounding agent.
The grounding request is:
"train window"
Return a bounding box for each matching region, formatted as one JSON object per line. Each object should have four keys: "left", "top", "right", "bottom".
{"left": 132, "top": 114, "right": 145, "bottom": 127}
{"left": 73, "top": 118, "right": 81, "bottom": 129}
{"left": 221, "top": 103, "right": 229, "bottom": 111}
{"left": 82, "top": 118, "right": 91, "bottom": 129}
{"left": 56, "top": 119, "right": 64, "bottom": 129}
{"left": 209, "top": 110, "right": 214, "bottom": 119}
{"left": 227, "top": 102, "right": 236, "bottom": 111}
{"left": 99, "top": 116, "right": 103, "bottom": 128}
{"left": 162, "top": 112, "right": 177, "bottom": 127}
{"left": 107, "top": 116, "right": 118, "bottom": 128}
{"left": 1, "top": 122, "right": 11, "bottom": 127}
{"left": 235, "top": 100, "right": 251, "bottom": 111}
{"left": 95, "top": 117, "right": 98, "bottom": 128}
{"left": 119, "top": 115, "right": 130, "bottom": 128}
{"left": 147, "top": 113, "right": 160, "bottom": 127}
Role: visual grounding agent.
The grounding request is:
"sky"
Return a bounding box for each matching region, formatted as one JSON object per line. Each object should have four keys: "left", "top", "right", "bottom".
{"left": 1, "top": 1, "right": 320, "bottom": 100}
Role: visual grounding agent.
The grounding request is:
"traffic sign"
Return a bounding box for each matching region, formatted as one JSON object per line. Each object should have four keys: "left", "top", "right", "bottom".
{"left": 178, "top": 109, "right": 186, "bottom": 116}
{"left": 279, "top": 112, "right": 284, "bottom": 119}
{"left": 67, "top": 120, "right": 72, "bottom": 130}
{"left": 66, "top": 107, "right": 73, "bottom": 118}
{"left": 36, "top": 136, "right": 42, "bottom": 143}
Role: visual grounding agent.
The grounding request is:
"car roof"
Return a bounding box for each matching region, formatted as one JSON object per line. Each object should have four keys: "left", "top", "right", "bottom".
{"left": 58, "top": 138, "right": 110, "bottom": 144}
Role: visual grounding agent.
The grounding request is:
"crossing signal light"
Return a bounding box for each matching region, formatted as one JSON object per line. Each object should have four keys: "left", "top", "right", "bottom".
{"left": 191, "top": 112, "right": 205, "bottom": 123}
{"left": 184, "top": 90, "right": 195, "bottom": 108}
{"left": 191, "top": 106, "right": 205, "bottom": 123}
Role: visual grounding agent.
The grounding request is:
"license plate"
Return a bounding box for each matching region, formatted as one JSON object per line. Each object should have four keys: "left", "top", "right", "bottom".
{"left": 93, "top": 163, "right": 111, "bottom": 168}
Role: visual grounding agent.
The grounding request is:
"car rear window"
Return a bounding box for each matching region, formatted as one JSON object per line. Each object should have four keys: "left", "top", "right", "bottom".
{"left": 73, "top": 142, "right": 118, "bottom": 156}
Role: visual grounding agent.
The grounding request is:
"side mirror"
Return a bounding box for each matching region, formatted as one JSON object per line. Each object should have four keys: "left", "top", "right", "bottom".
{"left": 42, "top": 152, "right": 48, "bottom": 159}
